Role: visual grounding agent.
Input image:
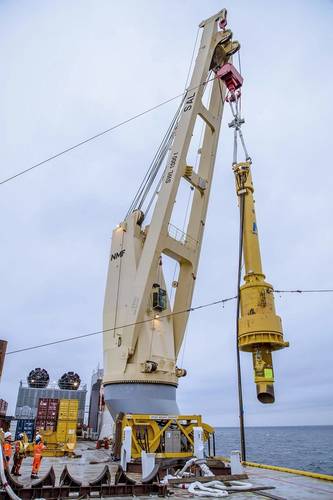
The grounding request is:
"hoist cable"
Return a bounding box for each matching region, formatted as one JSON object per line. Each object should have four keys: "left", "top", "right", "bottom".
{"left": 126, "top": 95, "right": 185, "bottom": 218}
{"left": 229, "top": 59, "right": 247, "bottom": 460}
{"left": 136, "top": 98, "right": 184, "bottom": 212}
{"left": 131, "top": 45, "right": 211, "bottom": 219}
{"left": 227, "top": 68, "right": 251, "bottom": 165}
{"left": 144, "top": 173, "right": 164, "bottom": 218}
{"left": 169, "top": 186, "right": 194, "bottom": 303}
{"left": 237, "top": 50, "right": 242, "bottom": 76}
{"left": 144, "top": 27, "right": 200, "bottom": 218}
{"left": 128, "top": 64, "right": 214, "bottom": 219}
{"left": 169, "top": 75, "right": 211, "bottom": 303}
{"left": 138, "top": 95, "right": 184, "bottom": 215}
{"left": 126, "top": 116, "right": 173, "bottom": 215}
{"left": 237, "top": 127, "right": 251, "bottom": 162}
{"left": 229, "top": 98, "right": 250, "bottom": 164}
{"left": 233, "top": 126, "right": 238, "bottom": 165}
{"left": 183, "top": 28, "right": 200, "bottom": 92}
{"left": 237, "top": 50, "right": 242, "bottom": 117}
{"left": 178, "top": 75, "right": 218, "bottom": 366}
{"left": 235, "top": 190, "right": 247, "bottom": 462}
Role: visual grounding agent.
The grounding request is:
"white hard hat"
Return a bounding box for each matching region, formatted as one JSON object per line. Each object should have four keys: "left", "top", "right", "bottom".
{"left": 4, "top": 432, "right": 11, "bottom": 439}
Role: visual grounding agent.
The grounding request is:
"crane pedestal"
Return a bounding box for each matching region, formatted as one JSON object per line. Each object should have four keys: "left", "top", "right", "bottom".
{"left": 104, "top": 383, "right": 179, "bottom": 420}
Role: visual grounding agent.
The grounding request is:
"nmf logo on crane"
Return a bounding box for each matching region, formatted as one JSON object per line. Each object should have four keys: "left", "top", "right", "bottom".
{"left": 110, "top": 249, "right": 125, "bottom": 261}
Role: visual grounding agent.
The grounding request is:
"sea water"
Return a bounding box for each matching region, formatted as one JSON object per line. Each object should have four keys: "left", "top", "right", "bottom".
{"left": 214, "top": 426, "right": 333, "bottom": 475}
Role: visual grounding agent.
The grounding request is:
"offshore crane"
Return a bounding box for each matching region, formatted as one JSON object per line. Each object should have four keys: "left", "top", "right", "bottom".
{"left": 102, "top": 8, "right": 288, "bottom": 433}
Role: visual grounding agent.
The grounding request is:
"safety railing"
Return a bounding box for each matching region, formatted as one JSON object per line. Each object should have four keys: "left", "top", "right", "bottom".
{"left": 168, "top": 223, "right": 198, "bottom": 251}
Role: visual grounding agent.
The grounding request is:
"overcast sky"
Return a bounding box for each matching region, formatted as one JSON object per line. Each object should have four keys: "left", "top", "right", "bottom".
{"left": 0, "top": 1, "right": 332, "bottom": 428}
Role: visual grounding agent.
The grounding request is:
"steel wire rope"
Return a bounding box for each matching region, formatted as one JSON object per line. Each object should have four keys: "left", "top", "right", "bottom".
{"left": 126, "top": 95, "right": 185, "bottom": 218}
{"left": 145, "top": 30, "right": 208, "bottom": 314}
{"left": 4, "top": 289, "right": 332, "bottom": 356}
{"left": 229, "top": 67, "right": 248, "bottom": 461}
{"left": 134, "top": 28, "right": 201, "bottom": 219}
{"left": 168, "top": 95, "right": 205, "bottom": 302}
{"left": 6, "top": 295, "right": 237, "bottom": 355}
{"left": 183, "top": 27, "right": 200, "bottom": 92}
{"left": 274, "top": 289, "right": 333, "bottom": 293}
{"left": 177, "top": 74, "right": 214, "bottom": 367}
{"left": 177, "top": 187, "right": 195, "bottom": 370}
{"left": 141, "top": 110, "right": 184, "bottom": 219}
{"left": 168, "top": 187, "right": 193, "bottom": 303}
{"left": 235, "top": 189, "right": 246, "bottom": 462}
{"left": 137, "top": 101, "right": 183, "bottom": 213}
{"left": 0, "top": 77, "right": 218, "bottom": 188}
{"left": 237, "top": 50, "right": 242, "bottom": 117}
{"left": 171, "top": 71, "right": 213, "bottom": 296}
{"left": 140, "top": 27, "right": 204, "bottom": 363}
{"left": 226, "top": 66, "right": 248, "bottom": 461}
{"left": 112, "top": 228, "right": 125, "bottom": 339}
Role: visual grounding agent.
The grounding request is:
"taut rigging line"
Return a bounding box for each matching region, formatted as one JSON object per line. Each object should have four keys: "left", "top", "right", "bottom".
{"left": 5, "top": 289, "right": 332, "bottom": 356}
{"left": 0, "top": 77, "right": 218, "bottom": 188}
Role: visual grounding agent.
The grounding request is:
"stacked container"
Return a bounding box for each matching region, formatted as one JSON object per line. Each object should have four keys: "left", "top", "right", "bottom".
{"left": 35, "top": 398, "right": 59, "bottom": 431}
{"left": 0, "top": 399, "right": 8, "bottom": 417}
{"left": 15, "top": 419, "right": 35, "bottom": 442}
{"left": 56, "top": 399, "right": 78, "bottom": 446}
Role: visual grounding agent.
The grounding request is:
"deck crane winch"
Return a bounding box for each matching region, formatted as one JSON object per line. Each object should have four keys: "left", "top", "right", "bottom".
{"left": 103, "top": 7, "right": 288, "bottom": 439}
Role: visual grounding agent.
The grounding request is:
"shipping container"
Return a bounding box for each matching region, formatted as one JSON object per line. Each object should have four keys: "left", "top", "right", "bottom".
{"left": 15, "top": 385, "right": 87, "bottom": 424}
{"left": 37, "top": 398, "right": 59, "bottom": 422}
{"left": 35, "top": 418, "right": 56, "bottom": 432}
{"left": 9, "top": 420, "right": 18, "bottom": 438}
{"left": 0, "top": 417, "right": 11, "bottom": 432}
{"left": 0, "top": 399, "right": 8, "bottom": 417}
{"left": 15, "top": 419, "right": 35, "bottom": 442}
{"left": 35, "top": 418, "right": 45, "bottom": 431}
{"left": 56, "top": 420, "right": 77, "bottom": 443}
{"left": 58, "top": 399, "right": 79, "bottom": 421}
{"left": 48, "top": 398, "right": 58, "bottom": 405}
{"left": 15, "top": 406, "right": 34, "bottom": 419}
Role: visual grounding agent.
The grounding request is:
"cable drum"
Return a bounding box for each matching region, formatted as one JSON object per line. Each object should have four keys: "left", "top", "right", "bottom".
{"left": 27, "top": 367, "right": 49, "bottom": 388}
{"left": 58, "top": 371, "right": 81, "bottom": 390}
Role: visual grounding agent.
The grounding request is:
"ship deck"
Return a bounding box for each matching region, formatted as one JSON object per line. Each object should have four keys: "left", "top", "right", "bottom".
{"left": 10, "top": 441, "right": 333, "bottom": 499}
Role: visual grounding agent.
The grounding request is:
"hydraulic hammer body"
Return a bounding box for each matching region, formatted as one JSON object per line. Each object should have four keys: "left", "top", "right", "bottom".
{"left": 234, "top": 162, "right": 289, "bottom": 403}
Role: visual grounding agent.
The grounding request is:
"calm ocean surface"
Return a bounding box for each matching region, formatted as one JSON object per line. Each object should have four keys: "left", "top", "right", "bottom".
{"left": 214, "top": 426, "right": 333, "bottom": 475}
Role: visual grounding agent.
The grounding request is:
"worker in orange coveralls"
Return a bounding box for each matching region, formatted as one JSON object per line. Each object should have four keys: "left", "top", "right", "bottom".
{"left": 31, "top": 434, "right": 46, "bottom": 479}
{"left": 2, "top": 432, "right": 12, "bottom": 471}
{"left": 11, "top": 433, "right": 25, "bottom": 476}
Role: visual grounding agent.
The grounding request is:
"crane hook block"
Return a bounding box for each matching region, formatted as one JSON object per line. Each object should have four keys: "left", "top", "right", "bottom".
{"left": 217, "top": 63, "right": 243, "bottom": 92}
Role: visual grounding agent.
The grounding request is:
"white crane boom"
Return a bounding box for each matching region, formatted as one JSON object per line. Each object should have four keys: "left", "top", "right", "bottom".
{"left": 103, "top": 9, "right": 240, "bottom": 417}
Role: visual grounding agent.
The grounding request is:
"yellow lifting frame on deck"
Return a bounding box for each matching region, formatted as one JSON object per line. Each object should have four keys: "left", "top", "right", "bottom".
{"left": 121, "top": 414, "right": 214, "bottom": 459}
